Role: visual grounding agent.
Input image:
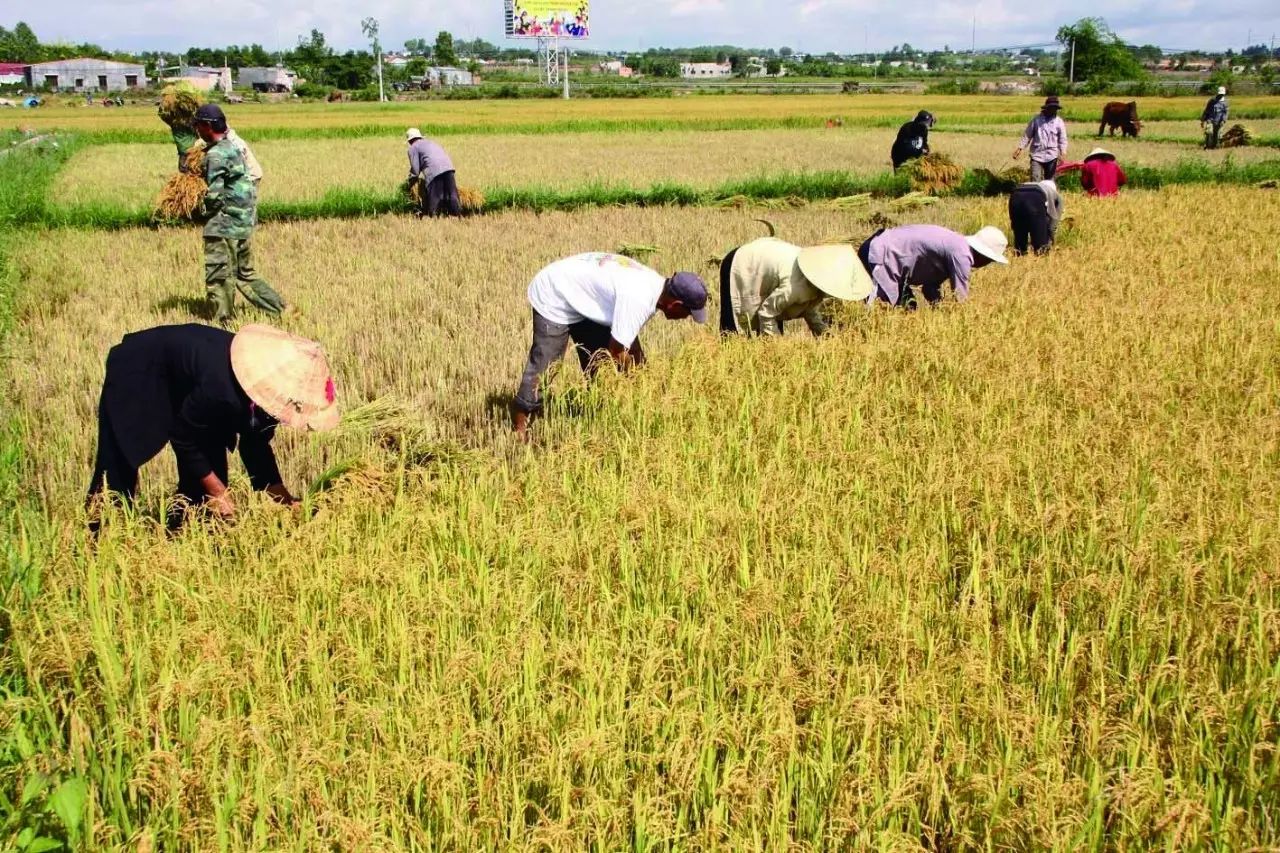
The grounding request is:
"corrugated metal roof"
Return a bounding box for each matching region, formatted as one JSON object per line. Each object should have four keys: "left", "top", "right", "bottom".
{"left": 0, "top": 63, "right": 26, "bottom": 74}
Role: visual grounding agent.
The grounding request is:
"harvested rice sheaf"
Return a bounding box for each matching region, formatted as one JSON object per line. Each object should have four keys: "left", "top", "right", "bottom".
{"left": 972, "top": 164, "right": 1031, "bottom": 196}
{"left": 458, "top": 186, "right": 486, "bottom": 213}
{"left": 157, "top": 82, "right": 204, "bottom": 129}
{"left": 900, "top": 152, "right": 964, "bottom": 195}
{"left": 153, "top": 146, "right": 207, "bottom": 222}
{"left": 1220, "top": 124, "right": 1253, "bottom": 148}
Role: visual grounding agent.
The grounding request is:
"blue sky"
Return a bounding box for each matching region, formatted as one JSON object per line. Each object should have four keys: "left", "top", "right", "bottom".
{"left": 15, "top": 0, "right": 1280, "bottom": 55}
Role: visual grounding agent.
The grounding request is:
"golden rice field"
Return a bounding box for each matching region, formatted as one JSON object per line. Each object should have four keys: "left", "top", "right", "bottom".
{"left": 49, "top": 125, "right": 1279, "bottom": 210}
{"left": 9, "top": 93, "right": 1280, "bottom": 134}
{"left": 951, "top": 118, "right": 1280, "bottom": 142}
{"left": 3, "top": 181, "right": 1280, "bottom": 848}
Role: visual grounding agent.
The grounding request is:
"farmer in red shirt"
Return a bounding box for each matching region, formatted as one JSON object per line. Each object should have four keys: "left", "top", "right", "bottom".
{"left": 1059, "top": 147, "right": 1127, "bottom": 197}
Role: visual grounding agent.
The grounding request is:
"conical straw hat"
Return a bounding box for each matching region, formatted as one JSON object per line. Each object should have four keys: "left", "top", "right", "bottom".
{"left": 230, "top": 325, "right": 339, "bottom": 432}
{"left": 796, "top": 244, "right": 874, "bottom": 301}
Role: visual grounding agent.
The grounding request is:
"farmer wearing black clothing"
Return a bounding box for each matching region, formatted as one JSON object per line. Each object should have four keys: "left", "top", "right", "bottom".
{"left": 86, "top": 323, "right": 340, "bottom": 531}
{"left": 891, "top": 110, "right": 935, "bottom": 170}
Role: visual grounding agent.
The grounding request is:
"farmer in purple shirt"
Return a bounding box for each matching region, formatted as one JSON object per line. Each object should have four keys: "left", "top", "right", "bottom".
{"left": 1013, "top": 96, "right": 1069, "bottom": 181}
{"left": 405, "top": 127, "right": 463, "bottom": 217}
{"left": 857, "top": 224, "right": 1008, "bottom": 309}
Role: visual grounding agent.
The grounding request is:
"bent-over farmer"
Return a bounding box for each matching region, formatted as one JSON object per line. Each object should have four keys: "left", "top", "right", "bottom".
{"left": 86, "top": 323, "right": 339, "bottom": 531}
{"left": 1057, "top": 147, "right": 1126, "bottom": 198}
{"left": 1200, "top": 87, "right": 1229, "bottom": 150}
{"left": 1008, "top": 179, "right": 1064, "bottom": 255}
{"left": 513, "top": 253, "right": 708, "bottom": 440}
{"left": 194, "top": 104, "right": 285, "bottom": 324}
{"left": 406, "top": 127, "right": 462, "bottom": 217}
{"left": 891, "top": 110, "right": 935, "bottom": 171}
{"left": 858, "top": 224, "right": 1008, "bottom": 308}
{"left": 1013, "top": 96, "right": 1069, "bottom": 181}
{"left": 719, "top": 238, "right": 873, "bottom": 336}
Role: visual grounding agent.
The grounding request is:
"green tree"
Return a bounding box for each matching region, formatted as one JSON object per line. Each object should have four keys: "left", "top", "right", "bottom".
{"left": 766, "top": 58, "right": 782, "bottom": 76}
{"left": 434, "top": 31, "right": 457, "bottom": 66}
{"left": 1056, "top": 18, "right": 1144, "bottom": 82}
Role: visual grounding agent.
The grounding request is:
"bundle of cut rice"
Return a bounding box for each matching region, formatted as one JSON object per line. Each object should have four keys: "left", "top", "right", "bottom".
{"left": 157, "top": 82, "right": 204, "bottom": 129}
{"left": 152, "top": 146, "right": 208, "bottom": 222}
{"left": 1220, "top": 124, "right": 1253, "bottom": 148}
{"left": 900, "top": 152, "right": 964, "bottom": 194}
{"left": 458, "top": 186, "right": 485, "bottom": 213}
{"left": 890, "top": 192, "right": 940, "bottom": 211}
{"left": 972, "top": 164, "right": 1031, "bottom": 196}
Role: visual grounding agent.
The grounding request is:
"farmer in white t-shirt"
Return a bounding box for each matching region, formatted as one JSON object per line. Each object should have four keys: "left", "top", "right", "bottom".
{"left": 513, "top": 252, "right": 709, "bottom": 439}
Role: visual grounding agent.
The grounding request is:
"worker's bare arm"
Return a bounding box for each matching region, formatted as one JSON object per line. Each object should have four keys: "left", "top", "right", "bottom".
{"left": 608, "top": 338, "right": 636, "bottom": 371}
{"left": 199, "top": 471, "right": 236, "bottom": 518}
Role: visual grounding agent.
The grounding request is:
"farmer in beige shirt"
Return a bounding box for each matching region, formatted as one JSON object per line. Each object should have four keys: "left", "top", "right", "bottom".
{"left": 718, "top": 237, "right": 872, "bottom": 336}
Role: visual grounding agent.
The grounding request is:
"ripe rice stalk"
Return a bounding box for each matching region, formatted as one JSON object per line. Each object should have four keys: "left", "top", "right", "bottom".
{"left": 458, "top": 186, "right": 486, "bottom": 213}
{"left": 900, "top": 152, "right": 964, "bottom": 195}
{"left": 972, "top": 164, "right": 1031, "bottom": 196}
{"left": 157, "top": 82, "right": 204, "bottom": 129}
{"left": 818, "top": 193, "right": 873, "bottom": 210}
{"left": 152, "top": 145, "right": 208, "bottom": 221}
{"left": 890, "top": 191, "right": 940, "bottom": 211}
{"left": 1220, "top": 124, "right": 1253, "bottom": 148}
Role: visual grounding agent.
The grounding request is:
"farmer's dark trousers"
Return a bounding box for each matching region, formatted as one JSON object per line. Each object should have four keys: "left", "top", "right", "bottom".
{"left": 1009, "top": 186, "right": 1053, "bottom": 255}
{"left": 718, "top": 248, "right": 739, "bottom": 334}
{"left": 1030, "top": 158, "right": 1058, "bottom": 181}
{"left": 513, "top": 310, "right": 618, "bottom": 414}
{"left": 87, "top": 408, "right": 229, "bottom": 531}
{"left": 1205, "top": 123, "right": 1224, "bottom": 149}
{"left": 419, "top": 170, "right": 463, "bottom": 217}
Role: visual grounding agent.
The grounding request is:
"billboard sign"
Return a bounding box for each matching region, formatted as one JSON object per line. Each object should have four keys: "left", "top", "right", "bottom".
{"left": 504, "top": 0, "right": 590, "bottom": 39}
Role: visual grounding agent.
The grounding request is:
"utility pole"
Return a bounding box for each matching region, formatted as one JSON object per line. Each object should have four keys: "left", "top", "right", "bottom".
{"left": 1069, "top": 38, "right": 1076, "bottom": 84}
{"left": 971, "top": 17, "right": 976, "bottom": 54}
{"left": 562, "top": 44, "right": 570, "bottom": 99}
{"left": 362, "top": 17, "right": 385, "bottom": 102}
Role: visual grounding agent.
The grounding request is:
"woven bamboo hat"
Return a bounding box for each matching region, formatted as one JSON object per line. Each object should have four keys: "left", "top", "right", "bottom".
{"left": 1084, "top": 147, "right": 1115, "bottom": 161}
{"left": 230, "top": 325, "right": 340, "bottom": 432}
{"left": 796, "top": 244, "right": 874, "bottom": 301}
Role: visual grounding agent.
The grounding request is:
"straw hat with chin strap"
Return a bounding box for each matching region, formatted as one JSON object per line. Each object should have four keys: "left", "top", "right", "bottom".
{"left": 796, "top": 244, "right": 875, "bottom": 301}
{"left": 230, "top": 325, "right": 340, "bottom": 432}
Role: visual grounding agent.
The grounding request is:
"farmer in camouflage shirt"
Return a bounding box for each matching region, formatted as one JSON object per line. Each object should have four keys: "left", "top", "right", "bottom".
{"left": 193, "top": 104, "right": 285, "bottom": 324}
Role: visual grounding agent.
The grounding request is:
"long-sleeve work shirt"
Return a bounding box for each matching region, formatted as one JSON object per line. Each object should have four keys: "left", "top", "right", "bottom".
{"left": 407, "top": 137, "right": 456, "bottom": 184}
{"left": 863, "top": 224, "right": 974, "bottom": 307}
{"left": 727, "top": 238, "right": 829, "bottom": 336}
{"left": 1018, "top": 114, "right": 1069, "bottom": 163}
{"left": 100, "top": 324, "right": 282, "bottom": 488}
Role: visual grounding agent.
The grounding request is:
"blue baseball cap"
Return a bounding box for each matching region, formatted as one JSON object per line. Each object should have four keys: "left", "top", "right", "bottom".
{"left": 665, "top": 271, "right": 708, "bottom": 323}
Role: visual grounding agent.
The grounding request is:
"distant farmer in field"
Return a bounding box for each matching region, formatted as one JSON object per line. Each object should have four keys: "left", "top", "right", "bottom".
{"left": 858, "top": 224, "right": 1008, "bottom": 308}
{"left": 719, "top": 237, "right": 872, "bottom": 335}
{"left": 1013, "top": 96, "right": 1069, "bottom": 181}
{"left": 194, "top": 104, "right": 285, "bottom": 324}
{"left": 512, "top": 253, "right": 708, "bottom": 440}
{"left": 1007, "top": 179, "right": 1063, "bottom": 256}
{"left": 85, "top": 323, "right": 339, "bottom": 531}
{"left": 1057, "top": 147, "right": 1127, "bottom": 197}
{"left": 405, "top": 127, "right": 462, "bottom": 217}
{"left": 891, "top": 110, "right": 935, "bottom": 171}
{"left": 1201, "top": 87, "right": 1229, "bottom": 149}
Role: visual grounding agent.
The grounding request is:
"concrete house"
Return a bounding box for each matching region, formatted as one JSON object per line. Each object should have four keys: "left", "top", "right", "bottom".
{"left": 25, "top": 58, "right": 146, "bottom": 91}
{"left": 238, "top": 66, "right": 297, "bottom": 92}
{"left": 680, "top": 62, "right": 732, "bottom": 79}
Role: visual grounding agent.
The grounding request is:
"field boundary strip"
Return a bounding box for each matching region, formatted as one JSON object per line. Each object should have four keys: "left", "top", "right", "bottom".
{"left": 23, "top": 104, "right": 1280, "bottom": 146}
{"left": 30, "top": 156, "right": 1280, "bottom": 231}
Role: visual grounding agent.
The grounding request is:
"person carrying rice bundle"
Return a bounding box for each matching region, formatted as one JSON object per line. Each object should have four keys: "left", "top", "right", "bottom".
{"left": 718, "top": 238, "right": 872, "bottom": 336}
{"left": 194, "top": 104, "right": 285, "bottom": 323}
{"left": 86, "top": 323, "right": 339, "bottom": 532}
{"left": 405, "top": 127, "right": 462, "bottom": 217}
{"left": 158, "top": 83, "right": 204, "bottom": 172}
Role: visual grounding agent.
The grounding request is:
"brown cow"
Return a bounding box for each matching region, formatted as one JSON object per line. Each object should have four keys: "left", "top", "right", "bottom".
{"left": 1098, "top": 101, "right": 1141, "bottom": 138}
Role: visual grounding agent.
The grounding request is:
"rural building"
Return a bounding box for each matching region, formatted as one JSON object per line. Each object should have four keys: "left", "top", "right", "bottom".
{"left": 598, "top": 60, "right": 634, "bottom": 77}
{"left": 680, "top": 62, "right": 732, "bottom": 79}
{"left": 0, "top": 63, "right": 25, "bottom": 86}
{"left": 238, "top": 66, "right": 297, "bottom": 92}
{"left": 425, "top": 66, "right": 474, "bottom": 86}
{"left": 25, "top": 58, "right": 146, "bottom": 92}
{"left": 166, "top": 65, "right": 231, "bottom": 92}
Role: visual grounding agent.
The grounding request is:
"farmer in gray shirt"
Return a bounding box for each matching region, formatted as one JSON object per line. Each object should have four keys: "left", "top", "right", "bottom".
{"left": 405, "top": 128, "right": 463, "bottom": 217}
